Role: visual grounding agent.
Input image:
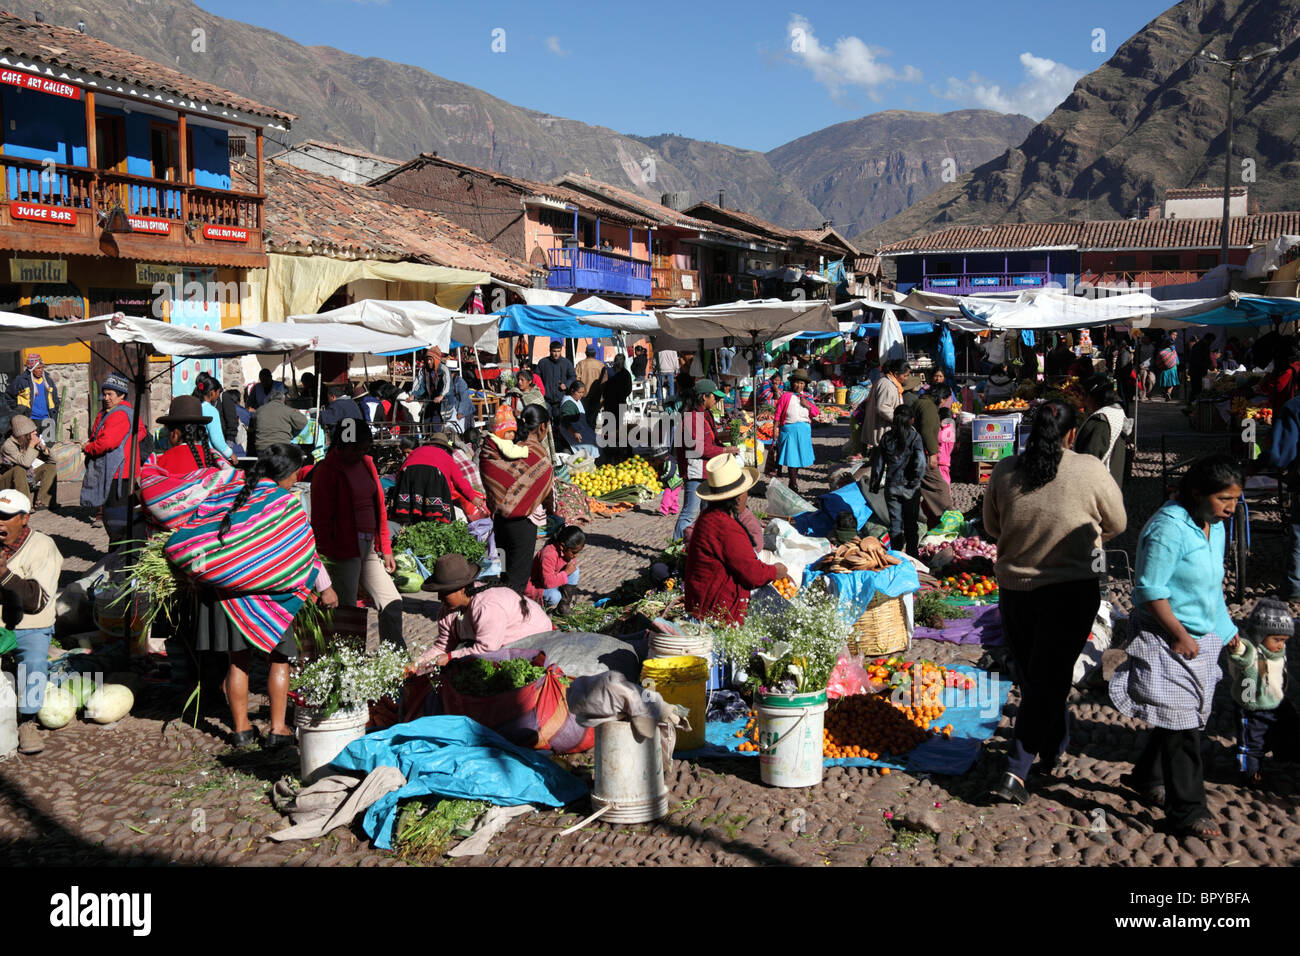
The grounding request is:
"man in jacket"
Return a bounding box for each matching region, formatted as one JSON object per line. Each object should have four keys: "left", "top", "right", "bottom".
{"left": 443, "top": 363, "right": 476, "bottom": 434}
{"left": 412, "top": 348, "right": 451, "bottom": 425}
{"left": 0, "top": 489, "right": 64, "bottom": 755}
{"left": 537, "top": 338, "right": 576, "bottom": 421}
{"left": 576, "top": 345, "right": 605, "bottom": 393}
{"left": 913, "top": 385, "right": 955, "bottom": 522}
{"left": 656, "top": 347, "right": 679, "bottom": 403}
{"left": 0, "top": 415, "right": 57, "bottom": 510}
{"left": 318, "top": 386, "right": 363, "bottom": 433}
{"left": 251, "top": 390, "right": 308, "bottom": 451}
{"left": 864, "top": 359, "right": 907, "bottom": 447}
{"left": 7, "top": 354, "right": 58, "bottom": 443}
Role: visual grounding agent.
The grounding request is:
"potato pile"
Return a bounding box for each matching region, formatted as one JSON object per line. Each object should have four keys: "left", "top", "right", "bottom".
{"left": 817, "top": 537, "right": 902, "bottom": 574}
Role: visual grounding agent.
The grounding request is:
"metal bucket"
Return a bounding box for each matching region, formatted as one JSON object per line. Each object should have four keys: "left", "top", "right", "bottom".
{"left": 591, "top": 720, "right": 668, "bottom": 824}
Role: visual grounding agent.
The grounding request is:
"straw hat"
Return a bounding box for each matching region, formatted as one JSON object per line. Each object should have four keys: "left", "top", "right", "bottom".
{"left": 422, "top": 553, "right": 481, "bottom": 594}
{"left": 156, "top": 394, "right": 212, "bottom": 427}
{"left": 696, "top": 454, "right": 759, "bottom": 502}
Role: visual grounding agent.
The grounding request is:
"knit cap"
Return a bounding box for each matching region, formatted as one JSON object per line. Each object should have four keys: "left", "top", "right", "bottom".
{"left": 493, "top": 405, "right": 517, "bottom": 437}
{"left": 1247, "top": 598, "right": 1294, "bottom": 642}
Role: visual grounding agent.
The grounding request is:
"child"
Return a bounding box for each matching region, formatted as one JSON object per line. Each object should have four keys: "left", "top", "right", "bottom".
{"left": 1227, "top": 598, "right": 1299, "bottom": 787}
{"left": 526, "top": 525, "right": 585, "bottom": 615}
{"left": 937, "top": 404, "right": 956, "bottom": 485}
{"left": 868, "top": 404, "right": 926, "bottom": 556}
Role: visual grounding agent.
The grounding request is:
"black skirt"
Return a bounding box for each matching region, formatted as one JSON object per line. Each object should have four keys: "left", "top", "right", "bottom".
{"left": 184, "top": 590, "right": 299, "bottom": 659}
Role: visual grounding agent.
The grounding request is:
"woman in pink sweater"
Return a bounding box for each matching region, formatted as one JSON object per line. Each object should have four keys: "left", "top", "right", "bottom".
{"left": 416, "top": 554, "right": 552, "bottom": 667}
{"left": 525, "top": 525, "right": 584, "bottom": 614}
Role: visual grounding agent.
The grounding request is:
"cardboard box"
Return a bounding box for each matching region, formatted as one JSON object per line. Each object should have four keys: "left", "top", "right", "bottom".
{"left": 973, "top": 440, "right": 1015, "bottom": 462}
{"left": 972, "top": 414, "right": 1020, "bottom": 441}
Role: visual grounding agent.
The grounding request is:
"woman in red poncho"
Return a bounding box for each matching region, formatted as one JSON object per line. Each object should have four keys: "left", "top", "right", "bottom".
{"left": 683, "top": 455, "right": 786, "bottom": 626}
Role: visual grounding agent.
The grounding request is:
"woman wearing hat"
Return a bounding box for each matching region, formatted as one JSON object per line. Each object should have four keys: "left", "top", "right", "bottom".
{"left": 1, "top": 414, "right": 57, "bottom": 510}
{"left": 415, "top": 553, "right": 552, "bottom": 668}
{"left": 81, "top": 373, "right": 148, "bottom": 546}
{"left": 684, "top": 455, "right": 787, "bottom": 626}
{"left": 1075, "top": 375, "right": 1129, "bottom": 487}
{"left": 773, "top": 368, "right": 819, "bottom": 494}
{"left": 481, "top": 404, "right": 555, "bottom": 593}
{"left": 674, "top": 378, "right": 738, "bottom": 541}
{"left": 154, "top": 395, "right": 224, "bottom": 475}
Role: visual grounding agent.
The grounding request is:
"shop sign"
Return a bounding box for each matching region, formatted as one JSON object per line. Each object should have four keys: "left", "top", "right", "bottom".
{"left": 1013, "top": 275, "right": 1044, "bottom": 286}
{"left": 0, "top": 69, "right": 81, "bottom": 100}
{"left": 127, "top": 215, "right": 172, "bottom": 235}
{"left": 8, "top": 257, "right": 66, "bottom": 282}
{"left": 10, "top": 201, "right": 76, "bottom": 225}
{"left": 971, "top": 276, "right": 1001, "bottom": 286}
{"left": 135, "top": 263, "right": 182, "bottom": 286}
{"left": 928, "top": 278, "right": 959, "bottom": 288}
{"left": 202, "top": 224, "right": 249, "bottom": 242}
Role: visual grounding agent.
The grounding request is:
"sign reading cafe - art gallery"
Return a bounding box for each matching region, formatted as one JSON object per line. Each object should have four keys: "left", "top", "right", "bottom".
{"left": 0, "top": 69, "right": 81, "bottom": 100}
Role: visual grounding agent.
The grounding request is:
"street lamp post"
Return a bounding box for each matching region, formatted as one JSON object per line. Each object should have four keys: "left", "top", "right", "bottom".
{"left": 1197, "top": 45, "right": 1280, "bottom": 267}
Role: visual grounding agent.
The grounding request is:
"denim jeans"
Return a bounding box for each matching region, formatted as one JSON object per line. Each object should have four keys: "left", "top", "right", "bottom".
{"left": 674, "top": 479, "right": 702, "bottom": 541}
{"left": 658, "top": 372, "right": 676, "bottom": 404}
{"left": 542, "top": 568, "right": 580, "bottom": 607}
{"left": 15, "top": 625, "right": 53, "bottom": 715}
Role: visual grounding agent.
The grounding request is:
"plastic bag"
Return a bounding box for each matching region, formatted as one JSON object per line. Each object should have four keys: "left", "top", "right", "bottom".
{"left": 763, "top": 518, "right": 832, "bottom": 582}
{"left": 827, "top": 653, "right": 871, "bottom": 700}
{"left": 765, "top": 478, "right": 816, "bottom": 518}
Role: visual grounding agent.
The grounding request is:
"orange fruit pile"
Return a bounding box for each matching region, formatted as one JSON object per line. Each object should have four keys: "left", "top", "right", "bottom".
{"left": 773, "top": 576, "right": 798, "bottom": 599}
{"left": 734, "top": 709, "right": 760, "bottom": 752}
{"left": 823, "top": 692, "right": 954, "bottom": 760}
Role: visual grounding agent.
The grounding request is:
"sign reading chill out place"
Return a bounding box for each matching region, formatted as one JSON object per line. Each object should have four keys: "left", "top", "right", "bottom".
{"left": 202, "top": 225, "right": 250, "bottom": 242}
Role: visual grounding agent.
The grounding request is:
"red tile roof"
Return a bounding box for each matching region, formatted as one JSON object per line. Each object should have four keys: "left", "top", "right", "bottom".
{"left": 238, "top": 157, "right": 531, "bottom": 282}
{"left": 1166, "top": 186, "right": 1247, "bottom": 200}
{"left": 0, "top": 12, "right": 293, "bottom": 124}
{"left": 876, "top": 212, "right": 1300, "bottom": 255}
{"left": 370, "top": 154, "right": 651, "bottom": 227}
{"left": 269, "top": 140, "right": 402, "bottom": 166}
{"left": 686, "top": 201, "right": 843, "bottom": 256}
{"left": 555, "top": 173, "right": 762, "bottom": 242}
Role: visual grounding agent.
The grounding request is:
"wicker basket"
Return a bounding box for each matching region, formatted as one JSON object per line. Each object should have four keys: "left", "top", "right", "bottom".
{"left": 848, "top": 591, "right": 910, "bottom": 657}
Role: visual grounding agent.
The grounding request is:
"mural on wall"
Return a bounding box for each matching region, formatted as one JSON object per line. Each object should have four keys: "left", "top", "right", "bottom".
{"left": 169, "top": 268, "right": 219, "bottom": 397}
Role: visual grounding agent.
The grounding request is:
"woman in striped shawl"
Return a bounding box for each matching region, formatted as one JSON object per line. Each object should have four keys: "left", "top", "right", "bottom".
{"left": 480, "top": 404, "right": 555, "bottom": 593}
{"left": 166, "top": 444, "right": 338, "bottom": 748}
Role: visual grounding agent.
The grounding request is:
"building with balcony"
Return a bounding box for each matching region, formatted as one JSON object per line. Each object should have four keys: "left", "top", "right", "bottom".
{"left": 876, "top": 209, "right": 1300, "bottom": 296}
{"left": 367, "top": 154, "right": 654, "bottom": 306}
{"left": 0, "top": 11, "right": 294, "bottom": 434}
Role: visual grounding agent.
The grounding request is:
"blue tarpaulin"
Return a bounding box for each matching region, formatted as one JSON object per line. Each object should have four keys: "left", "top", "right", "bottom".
{"left": 331, "top": 716, "right": 588, "bottom": 849}
{"left": 806, "top": 559, "right": 920, "bottom": 619}
{"left": 939, "top": 325, "right": 956, "bottom": 379}
{"left": 493, "top": 305, "right": 618, "bottom": 339}
{"left": 855, "top": 321, "right": 937, "bottom": 335}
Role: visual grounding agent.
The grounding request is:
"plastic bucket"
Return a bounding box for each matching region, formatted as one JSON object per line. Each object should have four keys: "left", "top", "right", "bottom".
{"left": 641, "top": 655, "right": 708, "bottom": 751}
{"left": 647, "top": 632, "right": 729, "bottom": 692}
{"left": 757, "top": 689, "right": 828, "bottom": 788}
{"left": 296, "top": 704, "right": 369, "bottom": 784}
{"left": 591, "top": 720, "right": 669, "bottom": 824}
{"left": 93, "top": 590, "right": 149, "bottom": 656}
{"left": 835, "top": 386, "right": 848, "bottom": 405}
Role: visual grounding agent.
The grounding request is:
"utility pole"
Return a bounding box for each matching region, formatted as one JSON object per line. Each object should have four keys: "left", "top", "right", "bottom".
{"left": 1198, "top": 45, "right": 1280, "bottom": 266}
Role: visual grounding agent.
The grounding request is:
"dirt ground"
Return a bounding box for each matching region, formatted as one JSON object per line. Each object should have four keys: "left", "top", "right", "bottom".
{"left": 2, "top": 402, "right": 1299, "bottom": 867}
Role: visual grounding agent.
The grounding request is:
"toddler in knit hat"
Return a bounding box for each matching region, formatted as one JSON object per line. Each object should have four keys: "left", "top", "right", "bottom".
{"left": 1226, "top": 598, "right": 1298, "bottom": 787}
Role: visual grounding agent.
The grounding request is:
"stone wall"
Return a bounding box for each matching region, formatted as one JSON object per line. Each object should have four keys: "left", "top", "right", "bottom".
{"left": 43, "top": 362, "right": 172, "bottom": 444}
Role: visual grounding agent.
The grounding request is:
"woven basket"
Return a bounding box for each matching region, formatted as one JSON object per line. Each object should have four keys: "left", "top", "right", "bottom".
{"left": 848, "top": 591, "right": 910, "bottom": 657}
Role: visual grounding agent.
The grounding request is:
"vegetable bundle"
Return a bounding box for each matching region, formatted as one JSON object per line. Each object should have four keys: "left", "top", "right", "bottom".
{"left": 449, "top": 657, "right": 548, "bottom": 696}
{"left": 393, "top": 521, "right": 486, "bottom": 567}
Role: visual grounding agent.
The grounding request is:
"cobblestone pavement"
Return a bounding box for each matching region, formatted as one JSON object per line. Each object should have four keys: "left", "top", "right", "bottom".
{"left": 3, "top": 410, "right": 1299, "bottom": 867}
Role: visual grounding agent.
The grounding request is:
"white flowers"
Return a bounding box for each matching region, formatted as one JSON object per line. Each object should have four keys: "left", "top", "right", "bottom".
{"left": 715, "top": 585, "right": 852, "bottom": 694}
{"left": 291, "top": 644, "right": 410, "bottom": 718}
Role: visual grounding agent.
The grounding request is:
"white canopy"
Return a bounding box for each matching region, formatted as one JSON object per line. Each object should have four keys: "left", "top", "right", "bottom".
{"left": 879, "top": 307, "right": 905, "bottom": 361}
{"left": 287, "top": 299, "right": 499, "bottom": 353}
{"left": 654, "top": 299, "right": 835, "bottom": 348}
{"left": 235, "top": 321, "right": 431, "bottom": 356}
{"left": 568, "top": 295, "right": 661, "bottom": 334}
{"left": 0, "top": 312, "right": 300, "bottom": 356}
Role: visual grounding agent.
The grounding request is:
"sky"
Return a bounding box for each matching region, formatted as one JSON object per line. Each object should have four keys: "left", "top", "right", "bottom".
{"left": 201, "top": 0, "right": 1176, "bottom": 152}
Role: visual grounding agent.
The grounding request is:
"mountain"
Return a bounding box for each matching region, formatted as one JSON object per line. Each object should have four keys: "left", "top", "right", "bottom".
{"left": 38, "top": 0, "right": 1035, "bottom": 234}
{"left": 858, "top": 0, "right": 1300, "bottom": 249}
{"left": 766, "top": 110, "right": 1036, "bottom": 237}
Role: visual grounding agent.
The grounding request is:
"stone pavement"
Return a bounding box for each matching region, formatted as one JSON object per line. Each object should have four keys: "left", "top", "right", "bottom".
{"left": 3, "top": 412, "right": 1299, "bottom": 867}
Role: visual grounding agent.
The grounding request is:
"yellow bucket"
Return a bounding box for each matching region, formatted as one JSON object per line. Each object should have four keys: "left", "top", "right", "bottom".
{"left": 835, "top": 386, "right": 848, "bottom": 405}
{"left": 641, "top": 655, "right": 708, "bottom": 751}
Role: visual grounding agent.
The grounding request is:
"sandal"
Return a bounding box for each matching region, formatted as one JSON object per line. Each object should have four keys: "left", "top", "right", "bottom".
{"left": 1174, "top": 816, "right": 1222, "bottom": 840}
{"left": 228, "top": 728, "right": 260, "bottom": 749}
{"left": 264, "top": 732, "right": 296, "bottom": 750}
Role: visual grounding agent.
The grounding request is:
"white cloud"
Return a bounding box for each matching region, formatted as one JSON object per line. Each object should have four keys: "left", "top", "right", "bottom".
{"left": 936, "top": 52, "right": 1085, "bottom": 120}
{"left": 785, "top": 14, "right": 921, "bottom": 100}
{"left": 546, "top": 36, "right": 570, "bottom": 58}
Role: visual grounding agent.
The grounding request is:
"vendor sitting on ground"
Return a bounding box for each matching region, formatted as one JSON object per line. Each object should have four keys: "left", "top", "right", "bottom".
{"left": 0, "top": 415, "right": 57, "bottom": 511}
{"left": 525, "top": 524, "right": 584, "bottom": 614}
{"left": 684, "top": 455, "right": 787, "bottom": 626}
{"left": 416, "top": 553, "right": 552, "bottom": 667}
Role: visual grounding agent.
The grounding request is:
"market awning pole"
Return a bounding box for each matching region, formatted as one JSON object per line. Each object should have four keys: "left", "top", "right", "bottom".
{"left": 125, "top": 343, "right": 146, "bottom": 548}
{"left": 314, "top": 353, "right": 324, "bottom": 451}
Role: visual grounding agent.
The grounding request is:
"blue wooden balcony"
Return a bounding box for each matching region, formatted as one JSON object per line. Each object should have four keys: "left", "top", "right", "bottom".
{"left": 921, "top": 272, "right": 1066, "bottom": 295}
{"left": 547, "top": 247, "right": 652, "bottom": 298}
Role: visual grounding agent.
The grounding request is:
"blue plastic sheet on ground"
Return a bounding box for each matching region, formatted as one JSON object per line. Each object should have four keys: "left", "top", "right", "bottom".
{"left": 331, "top": 715, "right": 589, "bottom": 850}
{"left": 793, "top": 480, "right": 876, "bottom": 539}
{"left": 675, "top": 666, "right": 1010, "bottom": 776}
{"left": 804, "top": 558, "right": 919, "bottom": 618}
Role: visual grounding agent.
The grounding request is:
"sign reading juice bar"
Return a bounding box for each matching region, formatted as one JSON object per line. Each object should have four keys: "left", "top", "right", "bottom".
{"left": 9, "top": 258, "right": 67, "bottom": 283}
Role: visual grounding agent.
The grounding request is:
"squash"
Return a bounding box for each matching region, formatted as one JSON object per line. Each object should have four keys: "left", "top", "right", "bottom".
{"left": 83, "top": 684, "right": 134, "bottom": 724}
{"left": 37, "top": 683, "right": 77, "bottom": 729}
{"left": 62, "top": 674, "right": 98, "bottom": 709}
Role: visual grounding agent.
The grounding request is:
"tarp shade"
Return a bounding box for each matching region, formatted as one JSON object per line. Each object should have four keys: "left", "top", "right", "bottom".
{"left": 654, "top": 299, "right": 835, "bottom": 347}
{"left": 855, "top": 321, "right": 937, "bottom": 335}
{"left": 259, "top": 254, "right": 489, "bottom": 323}
{"left": 568, "top": 296, "right": 660, "bottom": 334}
{"left": 493, "top": 304, "right": 617, "bottom": 339}
{"left": 234, "top": 321, "right": 430, "bottom": 356}
{"left": 0, "top": 312, "right": 299, "bottom": 357}
{"left": 287, "top": 299, "right": 498, "bottom": 352}
{"left": 961, "top": 291, "right": 1300, "bottom": 331}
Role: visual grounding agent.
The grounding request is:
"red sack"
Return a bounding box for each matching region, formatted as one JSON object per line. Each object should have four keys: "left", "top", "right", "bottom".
{"left": 440, "top": 649, "right": 594, "bottom": 754}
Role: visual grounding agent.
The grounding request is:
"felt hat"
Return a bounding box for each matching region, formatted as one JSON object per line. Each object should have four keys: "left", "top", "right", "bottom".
{"left": 0, "top": 488, "right": 31, "bottom": 516}
{"left": 696, "top": 454, "right": 759, "bottom": 502}
{"left": 493, "top": 405, "right": 517, "bottom": 437}
{"left": 430, "top": 431, "right": 454, "bottom": 450}
{"left": 791, "top": 368, "right": 811, "bottom": 383}
{"left": 157, "top": 394, "right": 212, "bottom": 427}
{"left": 902, "top": 373, "right": 924, "bottom": 391}
{"left": 9, "top": 415, "right": 35, "bottom": 437}
{"left": 102, "top": 373, "right": 131, "bottom": 396}
{"left": 693, "top": 378, "right": 727, "bottom": 399}
{"left": 422, "top": 553, "right": 481, "bottom": 594}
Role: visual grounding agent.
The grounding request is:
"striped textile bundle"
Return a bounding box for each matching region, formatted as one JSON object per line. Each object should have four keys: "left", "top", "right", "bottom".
{"left": 480, "top": 435, "right": 553, "bottom": 520}
{"left": 138, "top": 459, "right": 241, "bottom": 531}
{"left": 165, "top": 479, "right": 321, "bottom": 653}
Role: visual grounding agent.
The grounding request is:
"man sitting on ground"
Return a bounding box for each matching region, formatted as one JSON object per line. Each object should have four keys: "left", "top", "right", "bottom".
{"left": 0, "top": 415, "right": 57, "bottom": 511}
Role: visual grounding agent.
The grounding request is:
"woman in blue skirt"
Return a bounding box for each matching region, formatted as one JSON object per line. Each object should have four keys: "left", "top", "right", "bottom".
{"left": 773, "top": 368, "right": 819, "bottom": 493}
{"left": 1155, "top": 335, "right": 1180, "bottom": 401}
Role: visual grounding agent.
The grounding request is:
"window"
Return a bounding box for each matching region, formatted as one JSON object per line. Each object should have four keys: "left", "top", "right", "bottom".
{"left": 1151, "top": 253, "right": 1181, "bottom": 271}
{"left": 1197, "top": 253, "right": 1219, "bottom": 270}
{"left": 150, "top": 124, "right": 180, "bottom": 181}
{"left": 1115, "top": 254, "right": 1137, "bottom": 271}
{"left": 95, "top": 116, "right": 127, "bottom": 172}
{"left": 930, "top": 260, "right": 955, "bottom": 275}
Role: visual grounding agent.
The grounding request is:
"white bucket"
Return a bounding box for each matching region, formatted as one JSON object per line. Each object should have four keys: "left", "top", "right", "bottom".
{"left": 295, "top": 704, "right": 369, "bottom": 784}
{"left": 0, "top": 672, "right": 17, "bottom": 760}
{"left": 649, "top": 630, "right": 724, "bottom": 690}
{"left": 757, "top": 689, "right": 828, "bottom": 788}
{"left": 591, "top": 720, "right": 668, "bottom": 824}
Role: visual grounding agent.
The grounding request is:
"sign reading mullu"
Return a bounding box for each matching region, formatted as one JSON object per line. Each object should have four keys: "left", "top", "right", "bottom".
{"left": 9, "top": 258, "right": 66, "bottom": 283}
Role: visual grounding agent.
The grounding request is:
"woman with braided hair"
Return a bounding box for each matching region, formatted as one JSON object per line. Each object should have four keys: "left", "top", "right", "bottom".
{"left": 154, "top": 395, "right": 223, "bottom": 475}
{"left": 167, "top": 443, "right": 337, "bottom": 748}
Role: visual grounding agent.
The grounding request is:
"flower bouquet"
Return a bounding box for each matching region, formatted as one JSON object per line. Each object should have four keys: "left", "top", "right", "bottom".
{"left": 715, "top": 586, "right": 852, "bottom": 697}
